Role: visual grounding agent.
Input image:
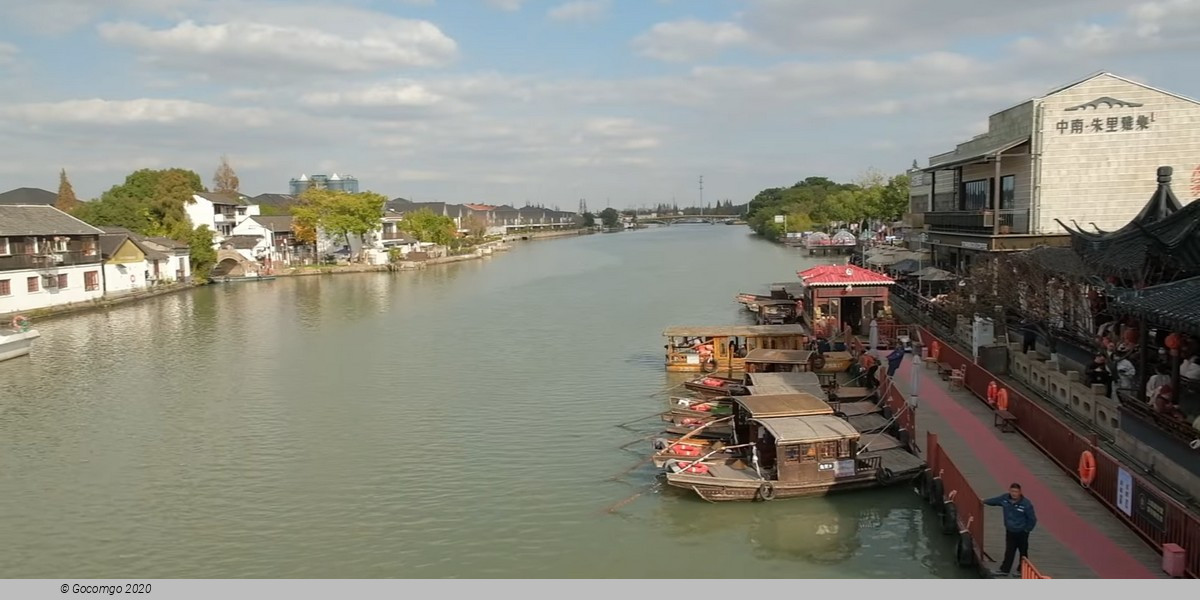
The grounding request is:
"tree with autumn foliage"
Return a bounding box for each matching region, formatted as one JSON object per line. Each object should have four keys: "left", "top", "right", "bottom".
{"left": 398, "top": 208, "right": 456, "bottom": 246}
{"left": 290, "top": 188, "right": 387, "bottom": 259}
{"left": 212, "top": 155, "right": 240, "bottom": 194}
{"left": 55, "top": 169, "right": 81, "bottom": 213}
{"left": 462, "top": 213, "right": 488, "bottom": 241}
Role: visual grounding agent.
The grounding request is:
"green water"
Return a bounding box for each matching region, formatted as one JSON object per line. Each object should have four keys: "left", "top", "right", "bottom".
{"left": 0, "top": 225, "right": 967, "bottom": 578}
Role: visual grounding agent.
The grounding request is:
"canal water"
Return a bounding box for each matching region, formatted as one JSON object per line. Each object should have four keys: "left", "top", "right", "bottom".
{"left": 0, "top": 225, "right": 967, "bottom": 578}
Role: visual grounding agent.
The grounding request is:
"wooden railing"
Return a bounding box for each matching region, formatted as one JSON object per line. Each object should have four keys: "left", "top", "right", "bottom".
{"left": 919, "top": 326, "right": 1200, "bottom": 578}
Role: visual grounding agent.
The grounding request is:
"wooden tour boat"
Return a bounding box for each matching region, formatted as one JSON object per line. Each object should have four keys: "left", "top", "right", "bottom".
{"left": 662, "top": 396, "right": 735, "bottom": 419}
{"left": 683, "top": 375, "right": 751, "bottom": 398}
{"left": 755, "top": 300, "right": 801, "bottom": 326}
{"left": 662, "top": 413, "right": 925, "bottom": 502}
{"left": 663, "top": 325, "right": 808, "bottom": 374}
{"left": 744, "top": 372, "right": 827, "bottom": 398}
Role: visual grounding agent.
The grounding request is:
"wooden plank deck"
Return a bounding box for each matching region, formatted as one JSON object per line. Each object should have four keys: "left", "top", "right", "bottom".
{"left": 901, "top": 357, "right": 1167, "bottom": 579}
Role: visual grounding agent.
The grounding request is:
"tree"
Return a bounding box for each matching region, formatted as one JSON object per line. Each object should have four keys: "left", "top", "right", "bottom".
{"left": 55, "top": 169, "right": 80, "bottom": 213}
{"left": 398, "top": 208, "right": 457, "bottom": 246}
{"left": 212, "top": 155, "right": 240, "bottom": 195}
{"left": 462, "top": 213, "right": 488, "bottom": 241}
{"left": 599, "top": 207, "right": 620, "bottom": 228}
{"left": 74, "top": 168, "right": 205, "bottom": 236}
{"left": 189, "top": 226, "right": 218, "bottom": 279}
{"left": 290, "top": 189, "right": 387, "bottom": 256}
{"left": 580, "top": 211, "right": 595, "bottom": 228}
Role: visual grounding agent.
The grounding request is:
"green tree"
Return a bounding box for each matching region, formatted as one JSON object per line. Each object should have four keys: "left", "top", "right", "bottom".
{"left": 290, "top": 189, "right": 387, "bottom": 255}
{"left": 580, "top": 211, "right": 595, "bottom": 227}
{"left": 398, "top": 208, "right": 457, "bottom": 246}
{"left": 189, "top": 226, "right": 217, "bottom": 280}
{"left": 599, "top": 207, "right": 619, "bottom": 228}
{"left": 55, "top": 168, "right": 80, "bottom": 213}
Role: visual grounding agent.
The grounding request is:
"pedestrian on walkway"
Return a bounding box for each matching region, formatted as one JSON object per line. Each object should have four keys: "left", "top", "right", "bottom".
{"left": 886, "top": 346, "right": 904, "bottom": 378}
{"left": 984, "top": 482, "right": 1037, "bottom": 577}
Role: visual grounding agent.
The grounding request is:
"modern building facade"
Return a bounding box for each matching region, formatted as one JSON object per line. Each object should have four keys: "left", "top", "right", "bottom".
{"left": 289, "top": 173, "right": 359, "bottom": 196}
{"left": 184, "top": 192, "right": 261, "bottom": 239}
{"left": 907, "top": 72, "right": 1200, "bottom": 272}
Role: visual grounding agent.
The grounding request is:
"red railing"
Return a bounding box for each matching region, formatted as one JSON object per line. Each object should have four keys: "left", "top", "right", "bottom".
{"left": 878, "top": 368, "right": 916, "bottom": 436}
{"left": 917, "top": 326, "right": 1200, "bottom": 578}
{"left": 1021, "top": 557, "right": 1051, "bottom": 579}
{"left": 928, "top": 431, "right": 987, "bottom": 567}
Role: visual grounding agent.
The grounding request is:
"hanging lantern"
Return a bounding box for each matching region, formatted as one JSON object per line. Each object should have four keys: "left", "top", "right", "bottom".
{"left": 1164, "top": 333, "right": 1181, "bottom": 350}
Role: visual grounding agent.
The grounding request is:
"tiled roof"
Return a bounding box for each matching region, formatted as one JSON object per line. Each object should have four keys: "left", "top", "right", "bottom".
{"left": 0, "top": 205, "right": 104, "bottom": 236}
{"left": 250, "top": 193, "right": 298, "bottom": 208}
{"left": 223, "top": 235, "right": 261, "bottom": 250}
{"left": 798, "top": 264, "right": 894, "bottom": 287}
{"left": 195, "top": 192, "right": 249, "bottom": 206}
{"left": 249, "top": 215, "right": 294, "bottom": 232}
{"left": 1111, "top": 276, "right": 1200, "bottom": 336}
{"left": 0, "top": 187, "right": 56, "bottom": 205}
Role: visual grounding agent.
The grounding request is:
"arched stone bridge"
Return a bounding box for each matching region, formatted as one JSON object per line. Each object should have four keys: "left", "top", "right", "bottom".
{"left": 211, "top": 249, "right": 258, "bottom": 277}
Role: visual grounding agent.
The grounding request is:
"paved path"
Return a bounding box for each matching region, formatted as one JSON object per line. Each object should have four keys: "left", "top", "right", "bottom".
{"left": 897, "top": 355, "right": 1165, "bottom": 579}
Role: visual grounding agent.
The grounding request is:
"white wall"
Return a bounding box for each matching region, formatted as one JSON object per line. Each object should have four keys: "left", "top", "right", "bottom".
{"left": 0, "top": 264, "right": 105, "bottom": 313}
{"left": 103, "top": 260, "right": 150, "bottom": 294}
{"left": 1037, "top": 74, "right": 1200, "bottom": 234}
{"left": 185, "top": 196, "right": 215, "bottom": 231}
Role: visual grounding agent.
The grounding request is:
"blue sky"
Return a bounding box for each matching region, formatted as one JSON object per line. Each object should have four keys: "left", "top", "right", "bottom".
{"left": 0, "top": 0, "right": 1198, "bottom": 208}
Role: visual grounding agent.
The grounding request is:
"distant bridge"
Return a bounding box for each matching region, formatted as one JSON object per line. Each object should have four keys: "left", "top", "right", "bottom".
{"left": 639, "top": 215, "right": 744, "bottom": 225}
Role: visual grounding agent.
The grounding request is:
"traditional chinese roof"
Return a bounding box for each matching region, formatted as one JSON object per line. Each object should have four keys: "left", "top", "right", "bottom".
{"left": 1057, "top": 167, "right": 1200, "bottom": 280}
{"left": 798, "top": 264, "right": 894, "bottom": 287}
{"left": 1109, "top": 276, "right": 1200, "bottom": 336}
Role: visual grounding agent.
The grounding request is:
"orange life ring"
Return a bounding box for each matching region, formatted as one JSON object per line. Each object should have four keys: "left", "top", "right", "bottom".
{"left": 679, "top": 461, "right": 709, "bottom": 475}
{"left": 986, "top": 381, "right": 998, "bottom": 406}
{"left": 995, "top": 388, "right": 1009, "bottom": 412}
{"left": 1078, "top": 451, "right": 1096, "bottom": 486}
{"left": 930, "top": 340, "right": 941, "bottom": 361}
{"left": 11, "top": 315, "right": 31, "bottom": 331}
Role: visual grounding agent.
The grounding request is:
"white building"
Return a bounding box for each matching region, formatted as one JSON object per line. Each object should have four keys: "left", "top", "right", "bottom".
{"left": 184, "top": 192, "right": 261, "bottom": 241}
{"left": 0, "top": 205, "right": 106, "bottom": 314}
{"left": 908, "top": 72, "right": 1200, "bottom": 271}
{"left": 230, "top": 215, "right": 302, "bottom": 265}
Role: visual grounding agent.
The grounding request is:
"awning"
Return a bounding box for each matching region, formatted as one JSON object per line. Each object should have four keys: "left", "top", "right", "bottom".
{"left": 924, "top": 137, "right": 1029, "bottom": 171}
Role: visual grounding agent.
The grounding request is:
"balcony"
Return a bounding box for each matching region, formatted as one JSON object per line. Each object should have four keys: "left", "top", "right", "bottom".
{"left": 0, "top": 251, "right": 102, "bottom": 271}
{"left": 924, "top": 208, "right": 1030, "bottom": 235}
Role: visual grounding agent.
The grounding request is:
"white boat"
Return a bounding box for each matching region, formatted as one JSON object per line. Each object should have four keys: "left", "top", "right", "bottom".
{"left": 0, "top": 327, "right": 40, "bottom": 362}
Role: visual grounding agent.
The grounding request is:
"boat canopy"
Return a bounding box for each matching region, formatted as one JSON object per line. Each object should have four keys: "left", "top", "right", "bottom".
{"left": 734, "top": 393, "right": 832, "bottom": 418}
{"left": 744, "top": 349, "right": 812, "bottom": 364}
{"left": 745, "top": 372, "right": 825, "bottom": 396}
{"left": 754, "top": 415, "right": 859, "bottom": 444}
{"left": 663, "top": 325, "right": 808, "bottom": 337}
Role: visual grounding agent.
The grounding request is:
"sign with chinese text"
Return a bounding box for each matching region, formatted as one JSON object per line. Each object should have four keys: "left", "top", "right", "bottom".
{"left": 1116, "top": 467, "right": 1133, "bottom": 516}
{"left": 1056, "top": 113, "right": 1154, "bottom": 135}
{"left": 1133, "top": 480, "right": 1166, "bottom": 532}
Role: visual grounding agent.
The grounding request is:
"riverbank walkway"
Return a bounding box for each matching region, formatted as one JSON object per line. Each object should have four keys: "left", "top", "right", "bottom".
{"left": 897, "top": 355, "right": 1166, "bottom": 578}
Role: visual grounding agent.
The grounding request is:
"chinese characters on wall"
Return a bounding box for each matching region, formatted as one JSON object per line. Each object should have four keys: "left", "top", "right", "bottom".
{"left": 1056, "top": 113, "right": 1155, "bottom": 135}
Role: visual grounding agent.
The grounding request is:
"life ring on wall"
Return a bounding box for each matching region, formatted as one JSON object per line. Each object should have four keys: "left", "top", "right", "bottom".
{"left": 812, "top": 355, "right": 826, "bottom": 371}
{"left": 701, "top": 359, "right": 718, "bottom": 373}
{"left": 130, "top": 274, "right": 136, "bottom": 283}
{"left": 1078, "top": 450, "right": 1097, "bottom": 487}
{"left": 995, "top": 388, "right": 1010, "bottom": 412}
{"left": 986, "top": 381, "right": 998, "bottom": 407}
{"left": 11, "top": 315, "right": 31, "bottom": 332}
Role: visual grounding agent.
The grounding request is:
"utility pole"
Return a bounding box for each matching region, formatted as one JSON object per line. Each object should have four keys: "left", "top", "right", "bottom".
{"left": 699, "top": 176, "right": 704, "bottom": 216}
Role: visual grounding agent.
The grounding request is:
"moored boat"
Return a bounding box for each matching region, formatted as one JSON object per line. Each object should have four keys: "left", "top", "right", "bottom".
{"left": 683, "top": 375, "right": 751, "bottom": 398}
{"left": 663, "top": 325, "right": 809, "bottom": 373}
{"left": 662, "top": 414, "right": 924, "bottom": 502}
{"left": 0, "top": 315, "right": 39, "bottom": 362}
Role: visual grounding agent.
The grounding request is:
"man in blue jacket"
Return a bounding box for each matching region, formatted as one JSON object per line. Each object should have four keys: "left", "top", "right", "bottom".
{"left": 984, "top": 482, "right": 1037, "bottom": 577}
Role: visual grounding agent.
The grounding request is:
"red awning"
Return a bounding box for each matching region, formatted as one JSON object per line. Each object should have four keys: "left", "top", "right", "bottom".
{"left": 797, "top": 264, "right": 894, "bottom": 287}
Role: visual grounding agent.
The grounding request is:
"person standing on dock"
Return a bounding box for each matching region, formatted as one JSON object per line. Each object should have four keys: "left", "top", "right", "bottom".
{"left": 886, "top": 346, "right": 904, "bottom": 378}
{"left": 984, "top": 483, "right": 1037, "bottom": 577}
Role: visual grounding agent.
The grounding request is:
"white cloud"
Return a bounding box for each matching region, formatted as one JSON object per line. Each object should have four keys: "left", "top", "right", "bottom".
{"left": 484, "top": 0, "right": 524, "bottom": 10}
{"left": 631, "top": 20, "right": 751, "bottom": 62}
{"left": 0, "top": 42, "right": 18, "bottom": 66}
{"left": 0, "top": 98, "right": 275, "bottom": 128}
{"left": 547, "top": 0, "right": 609, "bottom": 23}
{"left": 98, "top": 17, "right": 457, "bottom": 74}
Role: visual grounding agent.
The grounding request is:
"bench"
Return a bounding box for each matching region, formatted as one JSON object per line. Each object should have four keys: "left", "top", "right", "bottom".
{"left": 993, "top": 409, "right": 1017, "bottom": 433}
{"left": 936, "top": 362, "right": 953, "bottom": 380}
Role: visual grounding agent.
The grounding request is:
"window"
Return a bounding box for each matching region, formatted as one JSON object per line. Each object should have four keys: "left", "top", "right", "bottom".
{"left": 0, "top": 279, "right": 9, "bottom": 296}
{"left": 818, "top": 441, "right": 838, "bottom": 459}
{"left": 799, "top": 443, "right": 817, "bottom": 463}
{"left": 785, "top": 446, "right": 800, "bottom": 461}
{"left": 27, "top": 276, "right": 38, "bottom": 293}
{"left": 1000, "top": 175, "right": 1015, "bottom": 209}
{"left": 84, "top": 271, "right": 99, "bottom": 292}
{"left": 53, "top": 237, "right": 69, "bottom": 252}
{"left": 81, "top": 238, "right": 97, "bottom": 256}
{"left": 57, "top": 274, "right": 68, "bottom": 289}
{"left": 0, "top": 238, "right": 9, "bottom": 256}
{"left": 42, "top": 274, "right": 57, "bottom": 289}
{"left": 838, "top": 439, "right": 853, "bottom": 458}
{"left": 960, "top": 179, "right": 989, "bottom": 210}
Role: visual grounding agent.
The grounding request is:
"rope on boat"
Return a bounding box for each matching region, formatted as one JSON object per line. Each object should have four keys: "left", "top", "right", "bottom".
{"left": 616, "top": 411, "right": 668, "bottom": 429}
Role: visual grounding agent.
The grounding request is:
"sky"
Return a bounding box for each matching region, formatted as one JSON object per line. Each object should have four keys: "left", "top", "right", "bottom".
{"left": 0, "top": 0, "right": 1198, "bottom": 210}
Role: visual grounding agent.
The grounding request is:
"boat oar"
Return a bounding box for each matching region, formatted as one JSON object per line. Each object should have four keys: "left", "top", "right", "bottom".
{"left": 616, "top": 411, "right": 670, "bottom": 429}
{"left": 610, "top": 416, "right": 735, "bottom": 481}
{"left": 602, "top": 481, "right": 663, "bottom": 514}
